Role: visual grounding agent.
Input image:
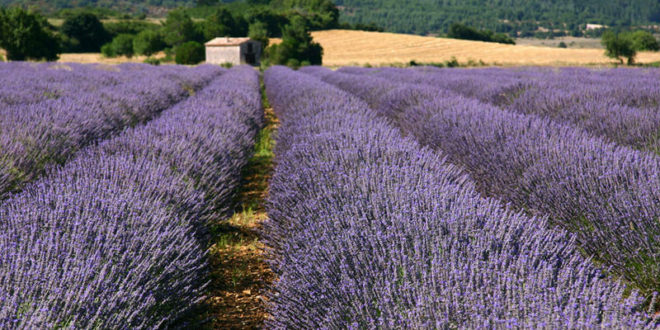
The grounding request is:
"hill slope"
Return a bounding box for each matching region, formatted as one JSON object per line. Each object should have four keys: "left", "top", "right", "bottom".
{"left": 3, "top": 0, "right": 659, "bottom": 36}
{"left": 336, "top": 0, "right": 660, "bottom": 35}
{"left": 0, "top": 0, "right": 195, "bottom": 15}
{"left": 297, "top": 30, "right": 660, "bottom": 66}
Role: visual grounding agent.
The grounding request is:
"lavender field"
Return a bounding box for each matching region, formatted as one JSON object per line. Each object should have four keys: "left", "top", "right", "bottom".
{"left": 0, "top": 63, "right": 262, "bottom": 327}
{"left": 1, "top": 62, "right": 660, "bottom": 328}
{"left": 265, "top": 66, "right": 660, "bottom": 328}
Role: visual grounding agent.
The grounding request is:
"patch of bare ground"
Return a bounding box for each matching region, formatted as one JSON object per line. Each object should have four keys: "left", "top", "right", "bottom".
{"left": 203, "top": 101, "right": 278, "bottom": 329}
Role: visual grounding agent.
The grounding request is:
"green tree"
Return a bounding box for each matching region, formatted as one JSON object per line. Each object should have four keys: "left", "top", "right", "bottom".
{"left": 175, "top": 41, "right": 205, "bottom": 64}
{"left": 162, "top": 9, "right": 197, "bottom": 46}
{"left": 602, "top": 30, "right": 636, "bottom": 64}
{"left": 266, "top": 15, "right": 322, "bottom": 66}
{"left": 248, "top": 20, "right": 269, "bottom": 48}
{"left": 111, "top": 34, "right": 135, "bottom": 57}
{"left": 196, "top": 0, "right": 220, "bottom": 6}
{"left": 0, "top": 8, "right": 60, "bottom": 61}
{"left": 60, "top": 12, "right": 109, "bottom": 52}
{"left": 133, "top": 29, "right": 165, "bottom": 56}
{"left": 204, "top": 8, "right": 238, "bottom": 40}
{"left": 271, "top": 0, "right": 338, "bottom": 29}
{"left": 627, "top": 30, "right": 659, "bottom": 51}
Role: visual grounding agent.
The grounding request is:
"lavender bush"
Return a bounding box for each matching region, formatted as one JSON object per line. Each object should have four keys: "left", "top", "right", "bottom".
{"left": 305, "top": 67, "right": 660, "bottom": 299}
{"left": 0, "top": 66, "right": 262, "bottom": 328}
{"left": 264, "top": 66, "right": 653, "bottom": 328}
{"left": 340, "top": 66, "right": 660, "bottom": 153}
{"left": 0, "top": 63, "right": 224, "bottom": 199}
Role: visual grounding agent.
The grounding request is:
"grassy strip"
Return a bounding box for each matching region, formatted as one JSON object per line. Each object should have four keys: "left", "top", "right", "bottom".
{"left": 203, "top": 75, "right": 277, "bottom": 329}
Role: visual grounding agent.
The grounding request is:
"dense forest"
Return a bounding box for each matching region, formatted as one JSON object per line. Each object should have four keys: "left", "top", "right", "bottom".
{"left": 0, "top": 0, "right": 195, "bottom": 15}
{"left": 2, "top": 0, "right": 660, "bottom": 36}
{"left": 335, "top": 0, "right": 660, "bottom": 36}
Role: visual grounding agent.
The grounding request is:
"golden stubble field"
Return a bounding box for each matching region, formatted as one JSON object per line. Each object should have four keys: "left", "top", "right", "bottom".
{"left": 57, "top": 52, "right": 164, "bottom": 64}
{"left": 293, "top": 30, "right": 660, "bottom": 66}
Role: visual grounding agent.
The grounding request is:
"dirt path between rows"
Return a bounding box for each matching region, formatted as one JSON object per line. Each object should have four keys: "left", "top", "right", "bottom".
{"left": 204, "top": 82, "right": 278, "bottom": 329}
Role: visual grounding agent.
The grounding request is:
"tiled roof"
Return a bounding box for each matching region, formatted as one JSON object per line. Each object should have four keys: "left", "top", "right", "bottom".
{"left": 205, "top": 37, "right": 252, "bottom": 47}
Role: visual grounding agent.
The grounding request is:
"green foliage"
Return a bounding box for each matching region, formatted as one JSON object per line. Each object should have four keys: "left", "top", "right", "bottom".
{"left": 100, "top": 43, "right": 115, "bottom": 57}
{"left": 447, "top": 23, "right": 515, "bottom": 45}
{"left": 175, "top": 41, "right": 205, "bottom": 64}
{"left": 0, "top": 1, "right": 195, "bottom": 15}
{"left": 196, "top": 0, "right": 220, "bottom": 6}
{"left": 56, "top": 7, "right": 120, "bottom": 20}
{"left": 333, "top": 0, "right": 660, "bottom": 36}
{"left": 558, "top": 41, "right": 567, "bottom": 48}
{"left": 133, "top": 29, "right": 165, "bottom": 56}
{"left": 101, "top": 34, "right": 134, "bottom": 58}
{"left": 266, "top": 15, "right": 322, "bottom": 67}
{"left": 271, "top": 0, "right": 339, "bottom": 30}
{"left": 104, "top": 20, "right": 160, "bottom": 38}
{"left": 143, "top": 57, "right": 161, "bottom": 65}
{"left": 627, "top": 30, "right": 659, "bottom": 51}
{"left": 60, "top": 12, "right": 110, "bottom": 52}
{"left": 248, "top": 20, "right": 270, "bottom": 48}
{"left": 163, "top": 9, "right": 198, "bottom": 47}
{"left": 203, "top": 7, "right": 248, "bottom": 40}
{"left": 113, "top": 34, "right": 135, "bottom": 57}
{"left": 0, "top": 7, "right": 60, "bottom": 61}
{"left": 602, "top": 30, "right": 637, "bottom": 64}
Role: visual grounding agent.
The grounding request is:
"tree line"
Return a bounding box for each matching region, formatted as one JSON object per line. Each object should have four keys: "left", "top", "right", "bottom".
{"left": 334, "top": 0, "right": 660, "bottom": 37}
{"left": 0, "top": 0, "right": 342, "bottom": 65}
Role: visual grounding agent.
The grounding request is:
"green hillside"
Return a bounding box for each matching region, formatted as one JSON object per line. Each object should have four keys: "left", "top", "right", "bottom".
{"left": 336, "top": 0, "right": 660, "bottom": 36}
{"left": 0, "top": 0, "right": 196, "bottom": 15}
{"left": 2, "top": 0, "right": 659, "bottom": 36}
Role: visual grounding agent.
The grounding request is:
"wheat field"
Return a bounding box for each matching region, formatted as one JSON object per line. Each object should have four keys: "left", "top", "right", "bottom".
{"left": 299, "top": 30, "right": 660, "bottom": 66}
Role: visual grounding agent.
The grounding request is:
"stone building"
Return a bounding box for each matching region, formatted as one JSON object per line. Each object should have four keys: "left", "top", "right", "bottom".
{"left": 205, "top": 37, "right": 262, "bottom": 66}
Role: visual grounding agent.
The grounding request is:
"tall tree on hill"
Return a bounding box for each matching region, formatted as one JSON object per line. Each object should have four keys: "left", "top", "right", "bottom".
{"left": 162, "top": 9, "right": 198, "bottom": 46}
{"left": 60, "top": 12, "right": 110, "bottom": 52}
{"left": 271, "top": 0, "right": 338, "bottom": 29}
{"left": 0, "top": 7, "right": 60, "bottom": 61}
{"left": 266, "top": 15, "right": 322, "bottom": 67}
{"left": 203, "top": 7, "right": 248, "bottom": 40}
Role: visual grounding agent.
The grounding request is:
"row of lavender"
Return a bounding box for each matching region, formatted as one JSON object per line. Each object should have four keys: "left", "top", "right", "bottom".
{"left": 0, "top": 66, "right": 262, "bottom": 328}
{"left": 0, "top": 63, "right": 223, "bottom": 199}
{"left": 302, "top": 66, "right": 660, "bottom": 301}
{"left": 0, "top": 62, "right": 126, "bottom": 106}
{"left": 342, "top": 66, "right": 660, "bottom": 153}
{"left": 264, "top": 66, "right": 653, "bottom": 328}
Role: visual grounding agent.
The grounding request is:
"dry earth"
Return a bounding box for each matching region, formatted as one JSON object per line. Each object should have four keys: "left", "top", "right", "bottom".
{"left": 57, "top": 52, "right": 163, "bottom": 64}
{"left": 276, "top": 29, "right": 660, "bottom": 66}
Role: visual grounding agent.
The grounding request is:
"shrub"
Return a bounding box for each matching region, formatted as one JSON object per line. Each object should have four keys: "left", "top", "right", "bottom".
{"left": 143, "top": 57, "right": 160, "bottom": 65}
{"left": 102, "top": 34, "right": 135, "bottom": 58}
{"left": 100, "top": 43, "right": 115, "bottom": 57}
{"left": 175, "top": 41, "right": 205, "bottom": 65}
{"left": 133, "top": 30, "right": 165, "bottom": 56}
{"left": 447, "top": 22, "right": 515, "bottom": 45}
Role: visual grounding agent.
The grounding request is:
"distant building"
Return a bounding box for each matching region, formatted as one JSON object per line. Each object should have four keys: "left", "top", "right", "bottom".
{"left": 585, "top": 24, "right": 607, "bottom": 30}
{"left": 205, "top": 37, "right": 262, "bottom": 66}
